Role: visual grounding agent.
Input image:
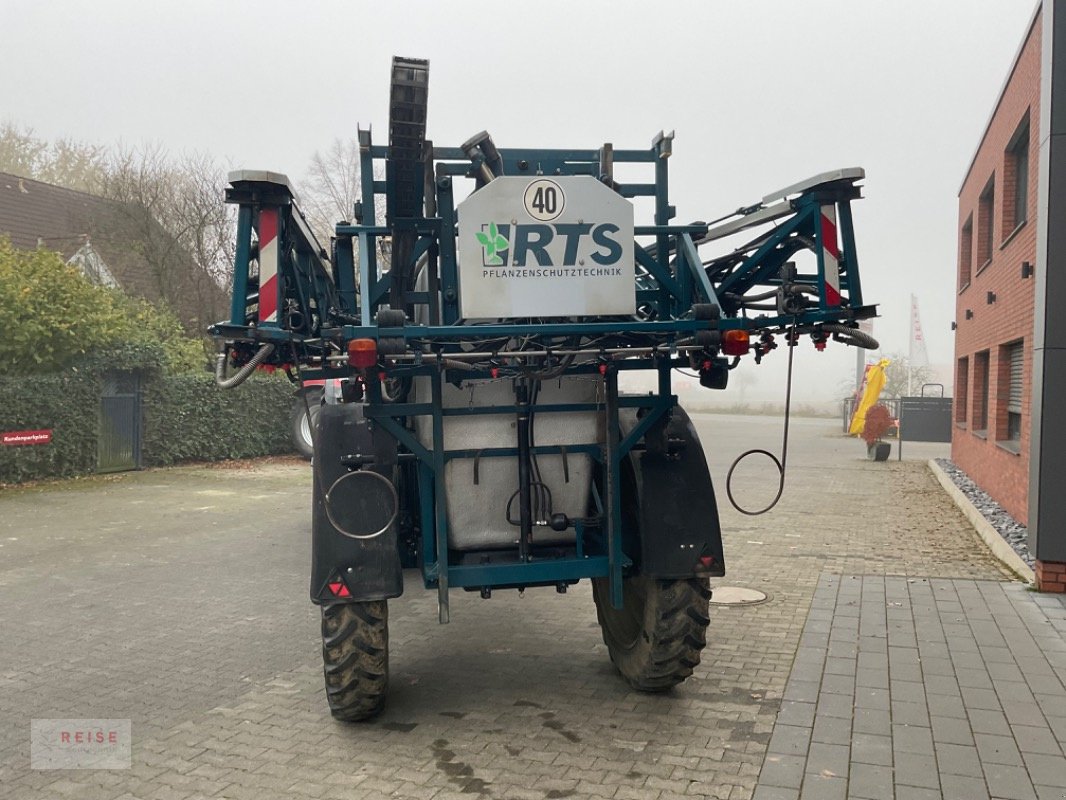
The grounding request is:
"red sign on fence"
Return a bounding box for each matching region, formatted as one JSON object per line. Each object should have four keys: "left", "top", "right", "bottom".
{"left": 2, "top": 429, "right": 53, "bottom": 446}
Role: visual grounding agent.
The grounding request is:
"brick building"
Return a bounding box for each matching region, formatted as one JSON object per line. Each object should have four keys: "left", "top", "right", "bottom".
{"left": 953, "top": 8, "right": 1040, "bottom": 526}
{"left": 955, "top": 2, "right": 1066, "bottom": 591}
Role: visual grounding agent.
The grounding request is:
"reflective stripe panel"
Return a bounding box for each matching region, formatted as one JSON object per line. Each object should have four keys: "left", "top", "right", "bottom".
{"left": 258, "top": 209, "right": 279, "bottom": 324}
{"left": 821, "top": 205, "right": 842, "bottom": 307}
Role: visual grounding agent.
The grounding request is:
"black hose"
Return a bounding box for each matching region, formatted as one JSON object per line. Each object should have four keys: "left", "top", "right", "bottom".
{"left": 725, "top": 324, "right": 797, "bottom": 515}
{"left": 823, "top": 323, "right": 879, "bottom": 350}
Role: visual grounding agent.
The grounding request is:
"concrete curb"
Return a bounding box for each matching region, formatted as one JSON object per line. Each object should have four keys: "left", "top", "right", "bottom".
{"left": 928, "top": 459, "right": 1035, "bottom": 585}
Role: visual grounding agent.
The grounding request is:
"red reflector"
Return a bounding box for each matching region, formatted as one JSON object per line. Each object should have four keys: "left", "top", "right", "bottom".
{"left": 721, "top": 330, "right": 750, "bottom": 356}
{"left": 327, "top": 581, "right": 350, "bottom": 598}
{"left": 348, "top": 338, "right": 378, "bottom": 369}
{"left": 598, "top": 364, "right": 608, "bottom": 375}
{"left": 698, "top": 555, "right": 715, "bottom": 568}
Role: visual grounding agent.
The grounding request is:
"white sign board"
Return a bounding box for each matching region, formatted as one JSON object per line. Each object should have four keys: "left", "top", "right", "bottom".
{"left": 456, "top": 176, "right": 635, "bottom": 318}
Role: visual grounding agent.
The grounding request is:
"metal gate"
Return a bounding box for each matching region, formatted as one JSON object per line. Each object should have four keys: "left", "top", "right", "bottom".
{"left": 98, "top": 372, "right": 142, "bottom": 473}
{"left": 897, "top": 383, "right": 952, "bottom": 460}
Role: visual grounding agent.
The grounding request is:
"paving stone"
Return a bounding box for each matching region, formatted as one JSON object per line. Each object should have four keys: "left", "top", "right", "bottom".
{"left": 767, "top": 726, "right": 813, "bottom": 758}
{"left": 853, "top": 688, "right": 890, "bottom": 712}
{"left": 753, "top": 786, "right": 800, "bottom": 800}
{"left": 926, "top": 691, "right": 968, "bottom": 719}
{"left": 940, "top": 773, "right": 991, "bottom": 800}
{"left": 893, "top": 753, "right": 940, "bottom": 790}
{"left": 777, "top": 702, "right": 817, "bottom": 729}
{"left": 970, "top": 709, "right": 1013, "bottom": 736}
{"left": 805, "top": 743, "right": 849, "bottom": 779}
{"left": 847, "top": 763, "right": 893, "bottom": 800}
{"left": 891, "top": 700, "right": 930, "bottom": 727}
{"left": 895, "top": 787, "right": 943, "bottom": 800}
{"left": 931, "top": 715, "right": 976, "bottom": 746}
{"left": 851, "top": 709, "right": 891, "bottom": 737}
{"left": 815, "top": 694, "right": 853, "bottom": 720}
{"left": 811, "top": 716, "right": 851, "bottom": 747}
{"left": 975, "top": 733, "right": 1025, "bottom": 766}
{"left": 850, "top": 733, "right": 892, "bottom": 767}
{"left": 1023, "top": 754, "right": 1066, "bottom": 788}
{"left": 935, "top": 742, "right": 985, "bottom": 778}
{"left": 983, "top": 763, "right": 1038, "bottom": 800}
{"left": 891, "top": 724, "right": 933, "bottom": 755}
{"left": 1012, "top": 725, "right": 1064, "bottom": 757}
{"left": 799, "top": 772, "right": 846, "bottom": 800}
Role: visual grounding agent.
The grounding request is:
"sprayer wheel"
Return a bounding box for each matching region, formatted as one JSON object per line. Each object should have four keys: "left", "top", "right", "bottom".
{"left": 592, "top": 575, "right": 711, "bottom": 691}
{"left": 290, "top": 388, "right": 323, "bottom": 460}
{"left": 321, "top": 601, "right": 389, "bottom": 721}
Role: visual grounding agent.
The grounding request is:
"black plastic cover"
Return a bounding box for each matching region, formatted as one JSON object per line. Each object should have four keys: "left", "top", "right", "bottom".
{"left": 310, "top": 403, "right": 403, "bottom": 603}
{"left": 623, "top": 406, "right": 726, "bottom": 578}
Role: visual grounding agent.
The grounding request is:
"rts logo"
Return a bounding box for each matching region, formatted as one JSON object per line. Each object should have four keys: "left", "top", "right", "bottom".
{"left": 475, "top": 221, "right": 624, "bottom": 268}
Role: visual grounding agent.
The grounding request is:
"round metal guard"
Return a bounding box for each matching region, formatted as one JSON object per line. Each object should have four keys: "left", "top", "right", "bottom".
{"left": 324, "top": 470, "right": 399, "bottom": 540}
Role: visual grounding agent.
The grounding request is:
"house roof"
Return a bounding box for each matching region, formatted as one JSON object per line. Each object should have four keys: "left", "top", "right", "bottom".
{"left": 0, "top": 171, "right": 227, "bottom": 333}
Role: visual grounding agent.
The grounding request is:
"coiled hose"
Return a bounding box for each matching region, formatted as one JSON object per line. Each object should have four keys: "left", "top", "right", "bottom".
{"left": 215, "top": 343, "right": 275, "bottom": 389}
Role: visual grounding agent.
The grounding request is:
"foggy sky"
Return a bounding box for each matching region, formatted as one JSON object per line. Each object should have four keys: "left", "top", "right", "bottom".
{"left": 2, "top": 0, "right": 1038, "bottom": 403}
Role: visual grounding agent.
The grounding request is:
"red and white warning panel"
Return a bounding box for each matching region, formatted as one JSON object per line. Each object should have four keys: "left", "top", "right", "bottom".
{"left": 820, "top": 205, "right": 842, "bottom": 307}
{"left": 257, "top": 209, "right": 280, "bottom": 324}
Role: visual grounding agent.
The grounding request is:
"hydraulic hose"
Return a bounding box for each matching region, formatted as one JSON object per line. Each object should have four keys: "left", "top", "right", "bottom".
{"left": 822, "top": 323, "right": 879, "bottom": 350}
{"left": 215, "top": 343, "right": 275, "bottom": 389}
{"left": 725, "top": 325, "right": 797, "bottom": 516}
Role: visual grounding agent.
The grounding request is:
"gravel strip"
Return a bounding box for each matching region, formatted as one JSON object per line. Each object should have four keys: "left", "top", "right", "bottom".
{"left": 935, "top": 457, "right": 1034, "bottom": 567}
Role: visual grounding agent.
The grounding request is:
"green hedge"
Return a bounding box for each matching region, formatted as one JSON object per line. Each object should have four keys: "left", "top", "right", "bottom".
{"left": 142, "top": 374, "right": 294, "bottom": 466}
{"left": 0, "top": 370, "right": 295, "bottom": 484}
{"left": 0, "top": 373, "right": 100, "bottom": 484}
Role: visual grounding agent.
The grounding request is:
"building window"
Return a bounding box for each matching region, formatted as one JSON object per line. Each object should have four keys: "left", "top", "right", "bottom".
{"left": 956, "top": 357, "right": 969, "bottom": 425}
{"left": 977, "top": 177, "right": 995, "bottom": 268}
{"left": 959, "top": 214, "right": 973, "bottom": 289}
{"left": 973, "top": 350, "right": 990, "bottom": 434}
{"left": 998, "top": 340, "right": 1024, "bottom": 445}
{"left": 1005, "top": 114, "right": 1030, "bottom": 235}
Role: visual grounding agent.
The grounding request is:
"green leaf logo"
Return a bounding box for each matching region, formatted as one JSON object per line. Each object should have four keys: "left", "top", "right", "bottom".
{"left": 477, "top": 221, "right": 508, "bottom": 265}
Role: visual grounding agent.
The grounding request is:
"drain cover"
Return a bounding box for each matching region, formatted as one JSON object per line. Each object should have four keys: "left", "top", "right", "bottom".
{"left": 710, "top": 586, "right": 769, "bottom": 606}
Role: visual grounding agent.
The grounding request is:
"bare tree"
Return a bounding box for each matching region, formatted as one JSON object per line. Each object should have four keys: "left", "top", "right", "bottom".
{"left": 880, "top": 352, "right": 935, "bottom": 398}
{"left": 299, "top": 138, "right": 387, "bottom": 248}
{"left": 102, "top": 145, "right": 233, "bottom": 332}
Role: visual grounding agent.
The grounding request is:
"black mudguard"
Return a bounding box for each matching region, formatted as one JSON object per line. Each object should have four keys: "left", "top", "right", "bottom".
{"left": 621, "top": 405, "right": 726, "bottom": 579}
{"left": 310, "top": 403, "right": 403, "bottom": 603}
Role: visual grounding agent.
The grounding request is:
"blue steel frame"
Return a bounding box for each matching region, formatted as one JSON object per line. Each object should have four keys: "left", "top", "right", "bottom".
{"left": 213, "top": 134, "right": 873, "bottom": 621}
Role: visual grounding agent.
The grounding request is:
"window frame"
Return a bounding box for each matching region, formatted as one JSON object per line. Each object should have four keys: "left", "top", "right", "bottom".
{"left": 998, "top": 340, "right": 1024, "bottom": 449}
{"left": 956, "top": 356, "right": 969, "bottom": 427}
{"left": 1005, "top": 113, "right": 1030, "bottom": 238}
{"left": 973, "top": 350, "right": 990, "bottom": 436}
{"left": 959, "top": 214, "right": 973, "bottom": 291}
{"left": 977, "top": 176, "right": 995, "bottom": 272}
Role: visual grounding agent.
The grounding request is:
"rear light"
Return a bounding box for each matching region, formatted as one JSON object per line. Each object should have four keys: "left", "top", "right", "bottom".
{"left": 348, "top": 338, "right": 378, "bottom": 369}
{"left": 721, "top": 329, "right": 750, "bottom": 356}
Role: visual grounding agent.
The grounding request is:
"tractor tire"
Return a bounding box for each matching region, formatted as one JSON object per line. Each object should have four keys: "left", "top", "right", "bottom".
{"left": 592, "top": 575, "right": 711, "bottom": 692}
{"left": 321, "top": 601, "right": 389, "bottom": 721}
{"left": 291, "top": 389, "right": 323, "bottom": 460}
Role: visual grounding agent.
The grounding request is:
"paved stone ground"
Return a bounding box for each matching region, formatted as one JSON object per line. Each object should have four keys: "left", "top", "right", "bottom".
{"left": 0, "top": 415, "right": 1017, "bottom": 799}
{"left": 757, "top": 578, "right": 1066, "bottom": 800}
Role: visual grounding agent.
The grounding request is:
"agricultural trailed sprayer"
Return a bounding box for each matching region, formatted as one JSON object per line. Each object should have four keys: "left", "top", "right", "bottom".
{"left": 211, "top": 58, "right": 878, "bottom": 720}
